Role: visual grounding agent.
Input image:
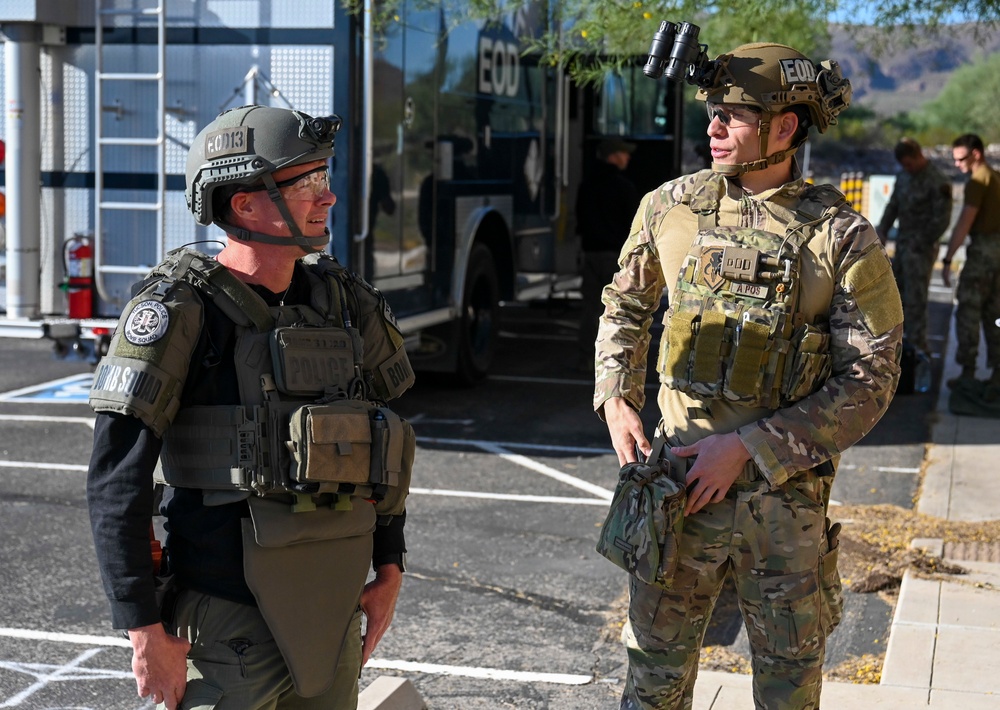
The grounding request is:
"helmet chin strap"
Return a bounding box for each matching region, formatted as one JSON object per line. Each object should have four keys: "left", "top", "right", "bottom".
{"left": 217, "top": 172, "right": 329, "bottom": 252}
{"left": 215, "top": 219, "right": 329, "bottom": 249}
{"left": 711, "top": 111, "right": 800, "bottom": 178}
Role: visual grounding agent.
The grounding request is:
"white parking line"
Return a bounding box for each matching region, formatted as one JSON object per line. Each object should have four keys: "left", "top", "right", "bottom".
{"left": 366, "top": 659, "right": 591, "bottom": 685}
{"left": 0, "top": 461, "right": 88, "bottom": 471}
{"left": 0, "top": 414, "right": 95, "bottom": 428}
{"left": 410, "top": 487, "right": 608, "bottom": 506}
{"left": 475, "top": 441, "right": 614, "bottom": 500}
{"left": 0, "top": 627, "right": 129, "bottom": 648}
{"left": 0, "top": 627, "right": 593, "bottom": 688}
{"left": 0, "top": 648, "right": 134, "bottom": 708}
{"left": 420, "top": 436, "right": 613, "bottom": 455}
{"left": 839, "top": 463, "right": 921, "bottom": 474}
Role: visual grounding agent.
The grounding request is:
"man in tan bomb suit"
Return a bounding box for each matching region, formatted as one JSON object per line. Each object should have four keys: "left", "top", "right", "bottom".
{"left": 87, "top": 106, "right": 414, "bottom": 709}
{"left": 595, "top": 44, "right": 902, "bottom": 709}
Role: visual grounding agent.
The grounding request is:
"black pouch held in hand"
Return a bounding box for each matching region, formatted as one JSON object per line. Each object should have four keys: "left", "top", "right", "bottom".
{"left": 596, "top": 434, "right": 686, "bottom": 587}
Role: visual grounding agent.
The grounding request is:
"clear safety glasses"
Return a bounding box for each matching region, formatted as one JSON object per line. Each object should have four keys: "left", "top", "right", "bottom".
{"left": 706, "top": 102, "right": 761, "bottom": 128}
{"left": 246, "top": 166, "right": 331, "bottom": 200}
{"left": 274, "top": 166, "right": 331, "bottom": 200}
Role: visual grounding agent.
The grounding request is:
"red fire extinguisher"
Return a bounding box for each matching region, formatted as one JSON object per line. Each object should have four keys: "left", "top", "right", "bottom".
{"left": 64, "top": 234, "right": 94, "bottom": 319}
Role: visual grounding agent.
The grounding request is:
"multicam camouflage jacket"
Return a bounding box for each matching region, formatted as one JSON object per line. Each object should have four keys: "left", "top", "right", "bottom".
{"left": 877, "top": 162, "right": 952, "bottom": 247}
{"left": 594, "top": 168, "right": 903, "bottom": 488}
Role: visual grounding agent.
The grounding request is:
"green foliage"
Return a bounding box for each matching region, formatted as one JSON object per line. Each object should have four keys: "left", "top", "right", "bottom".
{"left": 917, "top": 52, "right": 1000, "bottom": 143}
{"left": 342, "top": 0, "right": 837, "bottom": 86}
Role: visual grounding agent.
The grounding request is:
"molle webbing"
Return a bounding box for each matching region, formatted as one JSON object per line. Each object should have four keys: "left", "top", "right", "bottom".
{"left": 692, "top": 310, "right": 726, "bottom": 383}
{"left": 729, "top": 320, "right": 769, "bottom": 396}
{"left": 158, "top": 405, "right": 268, "bottom": 491}
{"left": 658, "top": 179, "right": 845, "bottom": 407}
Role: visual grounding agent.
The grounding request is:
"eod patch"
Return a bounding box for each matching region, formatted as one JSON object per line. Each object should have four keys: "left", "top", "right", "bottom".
{"left": 124, "top": 300, "right": 170, "bottom": 345}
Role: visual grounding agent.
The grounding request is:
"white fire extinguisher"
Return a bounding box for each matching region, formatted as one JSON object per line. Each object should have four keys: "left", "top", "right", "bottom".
{"left": 64, "top": 234, "right": 94, "bottom": 319}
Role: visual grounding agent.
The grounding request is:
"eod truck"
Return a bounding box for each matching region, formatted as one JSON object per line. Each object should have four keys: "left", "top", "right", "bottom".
{"left": 0, "top": 0, "right": 682, "bottom": 380}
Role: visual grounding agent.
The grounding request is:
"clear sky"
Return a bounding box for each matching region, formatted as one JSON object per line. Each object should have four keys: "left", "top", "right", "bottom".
{"left": 828, "top": 3, "right": 979, "bottom": 25}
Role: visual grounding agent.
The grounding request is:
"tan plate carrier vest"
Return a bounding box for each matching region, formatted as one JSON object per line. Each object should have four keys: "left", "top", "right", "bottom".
{"left": 658, "top": 175, "right": 846, "bottom": 408}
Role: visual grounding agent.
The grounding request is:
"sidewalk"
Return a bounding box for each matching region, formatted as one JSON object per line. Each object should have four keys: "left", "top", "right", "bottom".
{"left": 692, "top": 313, "right": 1000, "bottom": 708}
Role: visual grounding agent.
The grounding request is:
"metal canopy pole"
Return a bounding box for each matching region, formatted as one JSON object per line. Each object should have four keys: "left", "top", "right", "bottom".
{"left": 2, "top": 23, "right": 42, "bottom": 319}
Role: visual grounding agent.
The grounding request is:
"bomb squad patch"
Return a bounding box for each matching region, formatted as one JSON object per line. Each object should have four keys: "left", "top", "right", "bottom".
{"left": 124, "top": 300, "right": 170, "bottom": 345}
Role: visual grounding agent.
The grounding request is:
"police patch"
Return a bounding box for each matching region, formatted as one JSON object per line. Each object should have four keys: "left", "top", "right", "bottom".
{"left": 124, "top": 300, "right": 170, "bottom": 345}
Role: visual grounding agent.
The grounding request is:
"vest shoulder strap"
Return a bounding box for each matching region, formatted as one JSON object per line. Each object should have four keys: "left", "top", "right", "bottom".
{"left": 155, "top": 248, "right": 274, "bottom": 332}
{"left": 781, "top": 183, "right": 847, "bottom": 252}
{"left": 679, "top": 170, "right": 727, "bottom": 215}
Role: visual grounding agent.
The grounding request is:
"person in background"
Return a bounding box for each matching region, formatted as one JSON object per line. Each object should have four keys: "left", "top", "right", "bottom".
{"left": 876, "top": 137, "right": 952, "bottom": 361}
{"left": 575, "top": 137, "right": 640, "bottom": 373}
{"left": 940, "top": 133, "right": 1000, "bottom": 391}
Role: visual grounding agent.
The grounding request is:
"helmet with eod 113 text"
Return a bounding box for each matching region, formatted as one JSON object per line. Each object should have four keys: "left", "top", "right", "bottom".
{"left": 185, "top": 105, "right": 341, "bottom": 251}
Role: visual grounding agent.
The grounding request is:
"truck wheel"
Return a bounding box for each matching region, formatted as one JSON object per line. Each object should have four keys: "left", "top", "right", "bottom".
{"left": 456, "top": 244, "right": 499, "bottom": 383}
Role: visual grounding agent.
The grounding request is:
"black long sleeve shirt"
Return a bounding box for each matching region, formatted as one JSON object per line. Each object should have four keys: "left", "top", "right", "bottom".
{"left": 87, "top": 262, "right": 406, "bottom": 630}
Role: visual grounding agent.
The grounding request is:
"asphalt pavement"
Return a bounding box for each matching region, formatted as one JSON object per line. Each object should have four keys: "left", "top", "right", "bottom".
{"left": 0, "top": 287, "right": 954, "bottom": 709}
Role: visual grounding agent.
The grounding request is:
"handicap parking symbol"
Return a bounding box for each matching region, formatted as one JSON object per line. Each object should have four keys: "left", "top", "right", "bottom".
{"left": 0, "top": 373, "right": 94, "bottom": 403}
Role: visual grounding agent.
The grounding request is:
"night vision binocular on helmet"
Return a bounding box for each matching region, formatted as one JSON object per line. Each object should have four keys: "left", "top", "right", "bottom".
{"left": 643, "top": 21, "right": 717, "bottom": 87}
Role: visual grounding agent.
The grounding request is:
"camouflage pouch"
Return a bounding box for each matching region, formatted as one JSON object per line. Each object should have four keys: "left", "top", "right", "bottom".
{"left": 596, "top": 435, "right": 686, "bottom": 587}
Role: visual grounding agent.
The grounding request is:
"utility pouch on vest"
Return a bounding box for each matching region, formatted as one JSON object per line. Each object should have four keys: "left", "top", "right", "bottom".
{"left": 596, "top": 435, "right": 687, "bottom": 587}
{"left": 241, "top": 496, "right": 374, "bottom": 697}
{"left": 270, "top": 327, "right": 356, "bottom": 396}
{"left": 783, "top": 323, "right": 832, "bottom": 402}
{"left": 286, "top": 400, "right": 414, "bottom": 512}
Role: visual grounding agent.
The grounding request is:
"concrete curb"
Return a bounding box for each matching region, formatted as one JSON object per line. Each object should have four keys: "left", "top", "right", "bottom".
{"left": 357, "top": 676, "right": 427, "bottom": 710}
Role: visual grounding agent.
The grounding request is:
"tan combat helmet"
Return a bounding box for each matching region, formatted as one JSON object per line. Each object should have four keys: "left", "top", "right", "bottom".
{"left": 697, "top": 43, "right": 852, "bottom": 177}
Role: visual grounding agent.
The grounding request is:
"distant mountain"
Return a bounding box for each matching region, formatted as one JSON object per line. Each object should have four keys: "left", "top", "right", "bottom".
{"left": 829, "top": 23, "right": 1000, "bottom": 116}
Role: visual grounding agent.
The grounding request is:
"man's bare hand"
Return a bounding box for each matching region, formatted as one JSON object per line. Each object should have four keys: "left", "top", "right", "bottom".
{"left": 128, "top": 623, "right": 190, "bottom": 709}
{"left": 360, "top": 563, "right": 402, "bottom": 665}
{"left": 672, "top": 432, "right": 752, "bottom": 515}
{"left": 603, "top": 397, "right": 650, "bottom": 466}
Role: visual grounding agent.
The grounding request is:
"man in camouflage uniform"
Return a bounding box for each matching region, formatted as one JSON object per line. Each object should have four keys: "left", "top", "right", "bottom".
{"left": 594, "top": 43, "right": 902, "bottom": 709}
{"left": 877, "top": 138, "right": 952, "bottom": 355}
{"left": 941, "top": 133, "right": 1000, "bottom": 391}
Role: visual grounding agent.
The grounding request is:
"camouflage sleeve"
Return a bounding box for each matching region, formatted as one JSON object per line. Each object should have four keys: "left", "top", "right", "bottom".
{"left": 927, "top": 176, "right": 954, "bottom": 240}
{"left": 349, "top": 273, "right": 415, "bottom": 401}
{"left": 594, "top": 190, "right": 668, "bottom": 414}
{"left": 737, "top": 211, "right": 903, "bottom": 487}
{"left": 877, "top": 180, "right": 899, "bottom": 236}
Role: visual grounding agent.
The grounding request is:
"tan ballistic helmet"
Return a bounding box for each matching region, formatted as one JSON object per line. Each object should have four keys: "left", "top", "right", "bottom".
{"left": 696, "top": 43, "right": 852, "bottom": 175}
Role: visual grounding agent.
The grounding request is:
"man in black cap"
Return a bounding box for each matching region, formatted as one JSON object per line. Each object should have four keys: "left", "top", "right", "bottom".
{"left": 575, "top": 137, "right": 639, "bottom": 372}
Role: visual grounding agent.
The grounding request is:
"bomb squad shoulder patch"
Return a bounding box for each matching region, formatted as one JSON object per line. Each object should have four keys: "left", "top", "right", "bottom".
{"left": 123, "top": 300, "right": 170, "bottom": 345}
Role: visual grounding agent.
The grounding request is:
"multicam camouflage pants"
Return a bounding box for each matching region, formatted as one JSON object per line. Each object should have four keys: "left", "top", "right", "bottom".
{"left": 620, "top": 470, "right": 842, "bottom": 710}
{"left": 891, "top": 238, "right": 938, "bottom": 352}
{"left": 955, "top": 236, "right": 1000, "bottom": 370}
